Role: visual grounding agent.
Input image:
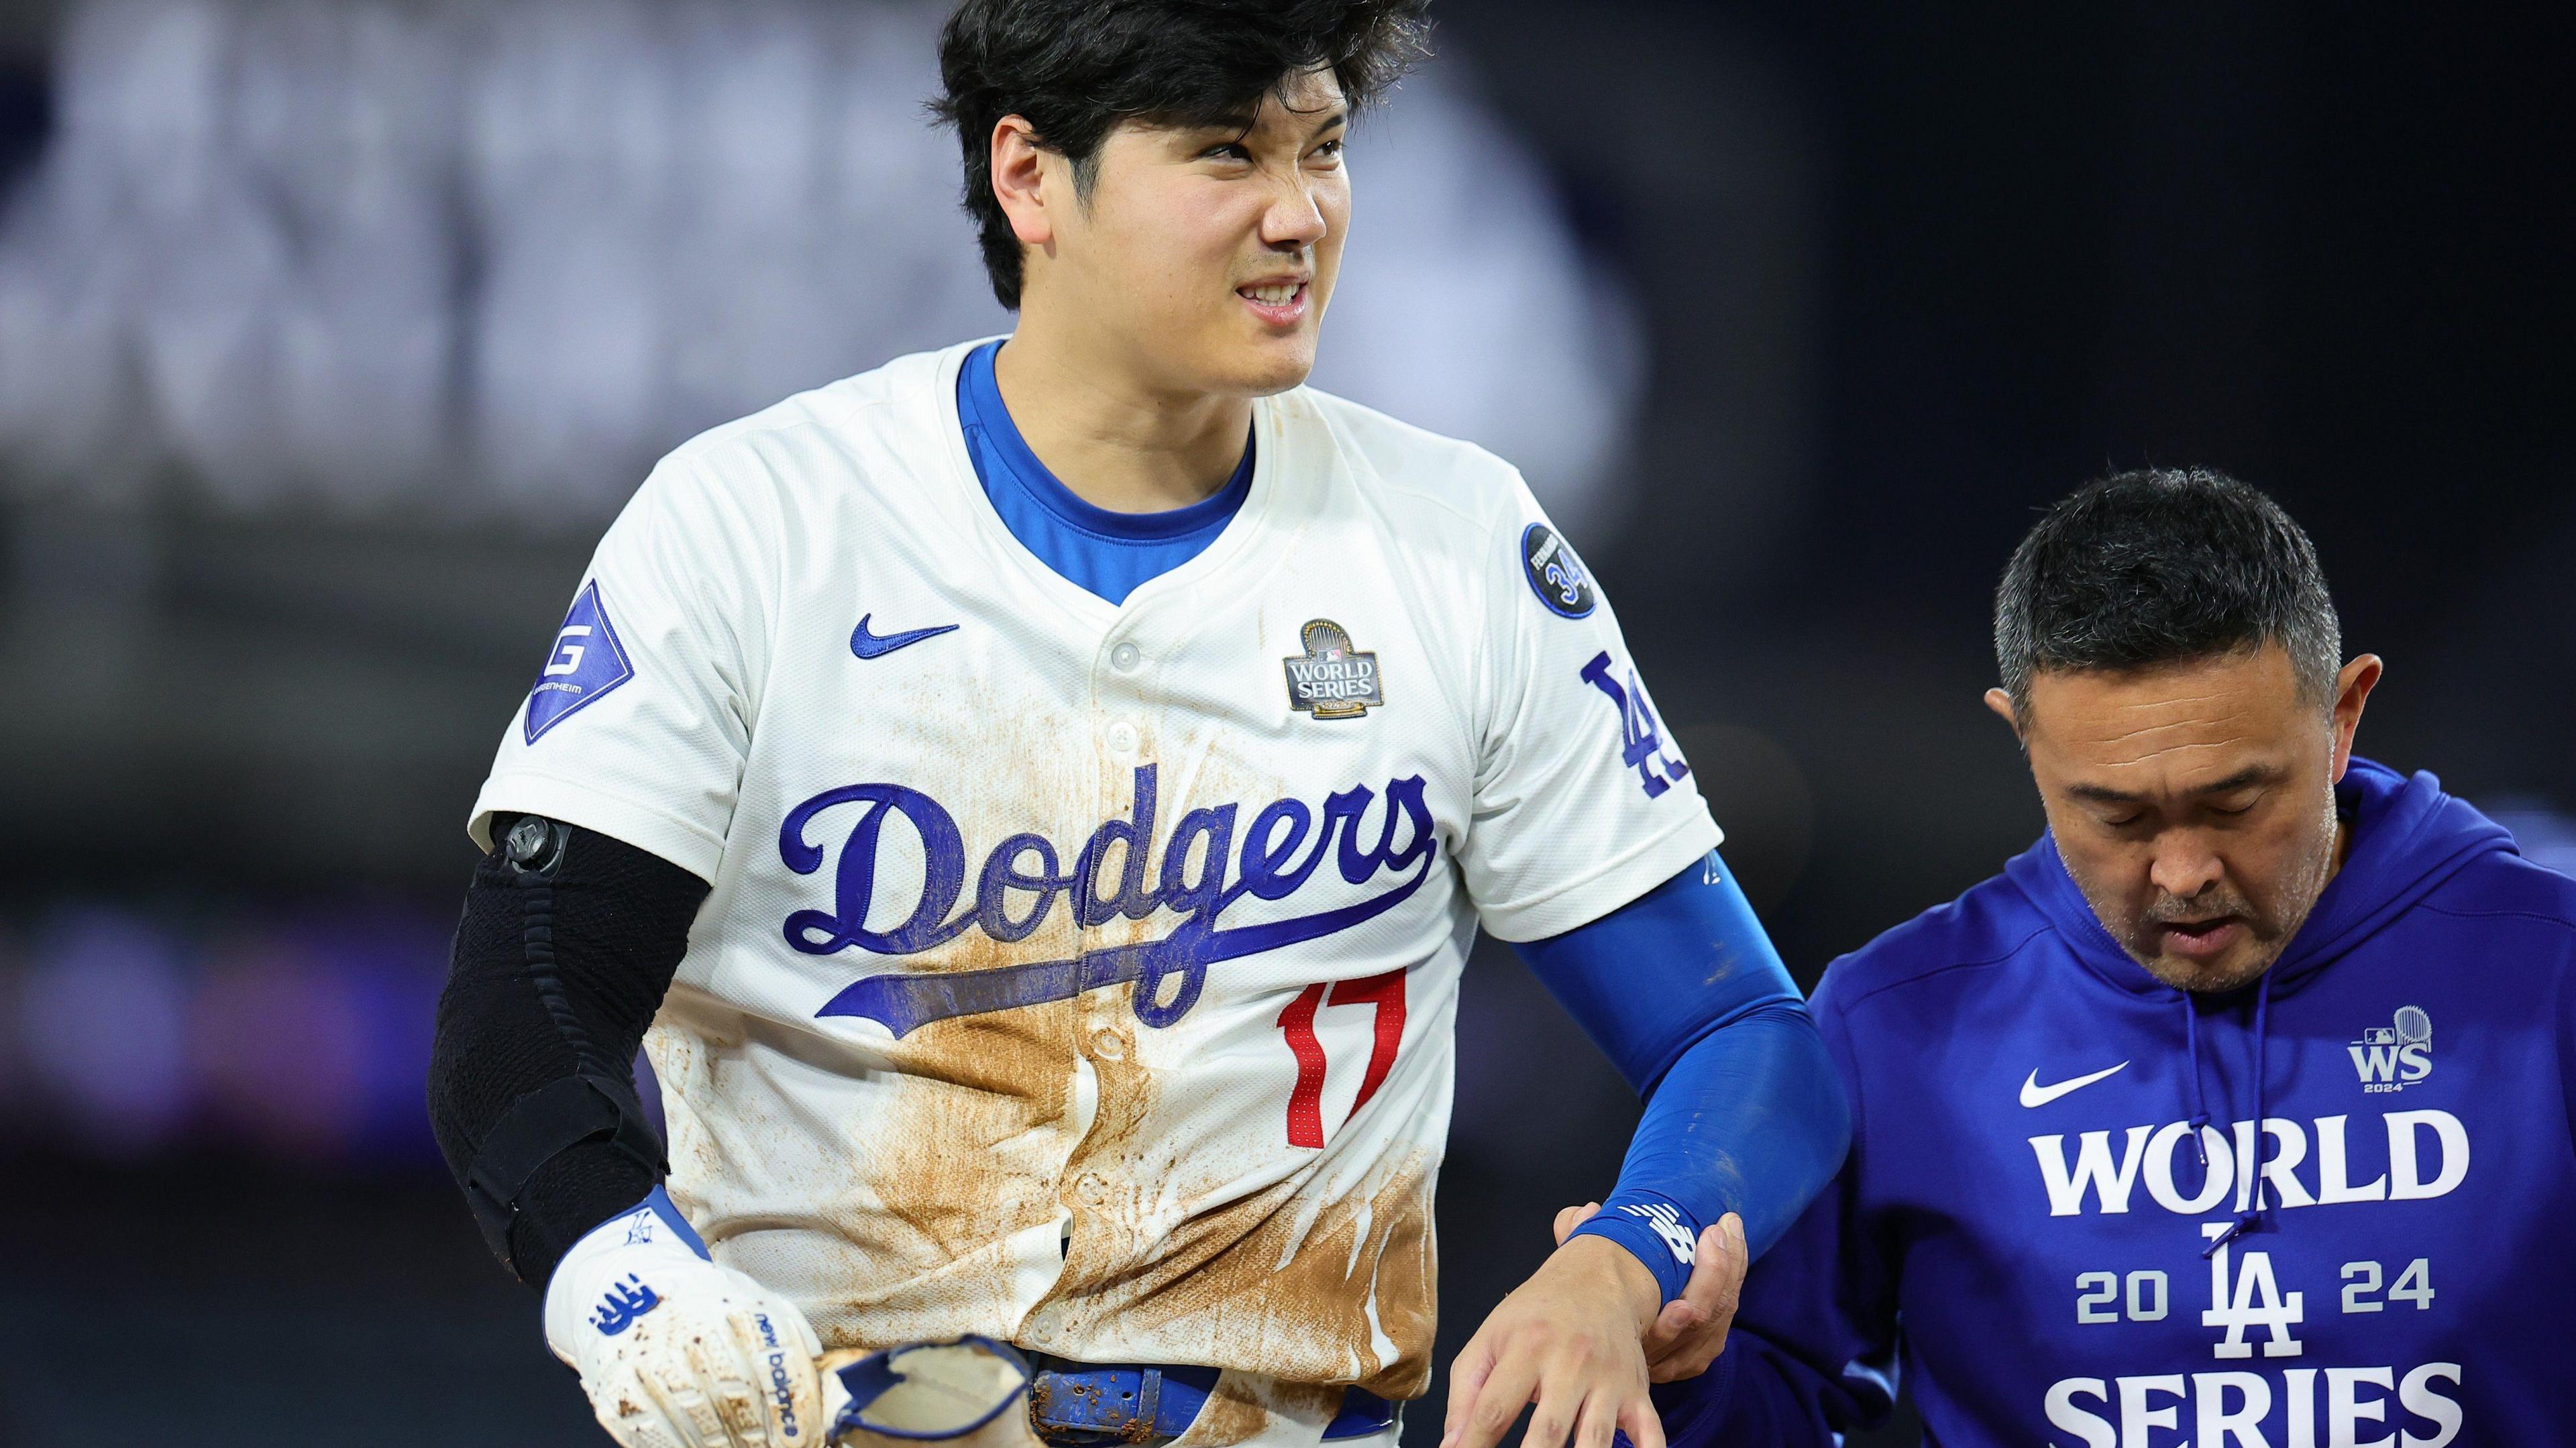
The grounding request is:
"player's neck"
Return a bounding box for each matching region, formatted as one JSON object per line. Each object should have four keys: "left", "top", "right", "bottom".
{"left": 989, "top": 329, "right": 1252, "bottom": 514}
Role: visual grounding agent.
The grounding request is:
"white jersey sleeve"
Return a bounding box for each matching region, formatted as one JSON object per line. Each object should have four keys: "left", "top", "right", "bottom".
{"left": 468, "top": 453, "right": 778, "bottom": 881}
{"left": 1456, "top": 480, "right": 1721, "bottom": 941}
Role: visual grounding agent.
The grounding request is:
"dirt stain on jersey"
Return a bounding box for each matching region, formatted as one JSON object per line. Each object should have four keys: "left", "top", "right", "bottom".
{"left": 785, "top": 674, "right": 1101, "bottom": 1349}
{"left": 1017, "top": 728, "right": 1440, "bottom": 1397}
{"left": 1029, "top": 1148, "right": 1437, "bottom": 1400}
{"left": 804, "top": 930, "right": 1089, "bottom": 1351}
{"left": 666, "top": 661, "right": 1447, "bottom": 1386}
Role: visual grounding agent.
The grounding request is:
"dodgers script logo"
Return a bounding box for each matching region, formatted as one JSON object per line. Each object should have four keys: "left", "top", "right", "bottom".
{"left": 780, "top": 765, "right": 1438, "bottom": 1035}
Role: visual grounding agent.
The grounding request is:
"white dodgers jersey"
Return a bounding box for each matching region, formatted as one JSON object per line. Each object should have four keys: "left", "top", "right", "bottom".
{"left": 472, "top": 341, "right": 1719, "bottom": 1442}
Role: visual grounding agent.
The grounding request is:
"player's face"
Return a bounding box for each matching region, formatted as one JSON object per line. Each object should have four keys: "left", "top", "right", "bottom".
{"left": 1992, "top": 645, "right": 2381, "bottom": 993}
{"left": 1045, "top": 70, "right": 1350, "bottom": 397}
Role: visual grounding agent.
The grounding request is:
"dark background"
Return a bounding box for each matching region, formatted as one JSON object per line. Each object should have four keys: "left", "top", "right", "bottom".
{"left": 1, "top": 1, "right": 2569, "bottom": 1443}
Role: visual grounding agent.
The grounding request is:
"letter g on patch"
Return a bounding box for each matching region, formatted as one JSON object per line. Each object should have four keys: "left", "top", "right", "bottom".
{"left": 525, "top": 581, "right": 636, "bottom": 742}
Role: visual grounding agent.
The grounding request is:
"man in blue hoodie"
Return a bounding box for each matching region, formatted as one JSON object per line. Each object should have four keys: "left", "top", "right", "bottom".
{"left": 1598, "top": 468, "right": 2576, "bottom": 1447}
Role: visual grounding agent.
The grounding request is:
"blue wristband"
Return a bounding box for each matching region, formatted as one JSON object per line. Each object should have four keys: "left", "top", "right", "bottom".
{"left": 1568, "top": 1191, "right": 1703, "bottom": 1302}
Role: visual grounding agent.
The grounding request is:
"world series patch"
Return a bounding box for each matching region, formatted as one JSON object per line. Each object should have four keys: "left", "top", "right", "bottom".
{"left": 1283, "top": 619, "right": 1383, "bottom": 720}
{"left": 1520, "top": 522, "right": 1597, "bottom": 618}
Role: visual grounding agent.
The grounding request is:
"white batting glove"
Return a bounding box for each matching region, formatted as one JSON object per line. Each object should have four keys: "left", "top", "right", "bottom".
{"left": 545, "top": 1188, "right": 841, "bottom": 1448}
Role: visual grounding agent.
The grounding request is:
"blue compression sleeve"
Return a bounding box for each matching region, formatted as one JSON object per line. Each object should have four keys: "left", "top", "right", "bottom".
{"left": 1515, "top": 852, "right": 1851, "bottom": 1301}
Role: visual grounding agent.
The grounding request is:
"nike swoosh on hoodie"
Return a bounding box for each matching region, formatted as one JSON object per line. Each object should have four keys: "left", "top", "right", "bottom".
{"left": 2017, "top": 1061, "right": 2129, "bottom": 1107}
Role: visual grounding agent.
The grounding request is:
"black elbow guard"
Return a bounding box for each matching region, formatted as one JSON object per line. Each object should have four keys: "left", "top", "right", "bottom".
{"left": 428, "top": 814, "right": 709, "bottom": 1286}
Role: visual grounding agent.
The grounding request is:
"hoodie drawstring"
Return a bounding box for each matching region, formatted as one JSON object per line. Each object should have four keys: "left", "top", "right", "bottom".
{"left": 2182, "top": 999, "right": 2212, "bottom": 1164}
{"left": 2196, "top": 968, "right": 2276, "bottom": 1258}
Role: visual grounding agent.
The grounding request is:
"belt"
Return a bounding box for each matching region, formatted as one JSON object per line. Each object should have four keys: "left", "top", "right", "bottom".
{"left": 1026, "top": 1355, "right": 1399, "bottom": 1446}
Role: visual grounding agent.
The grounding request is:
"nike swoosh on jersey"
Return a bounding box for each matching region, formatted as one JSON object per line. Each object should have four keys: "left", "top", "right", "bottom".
{"left": 2019, "top": 1061, "right": 2131, "bottom": 1108}
{"left": 850, "top": 616, "right": 959, "bottom": 659}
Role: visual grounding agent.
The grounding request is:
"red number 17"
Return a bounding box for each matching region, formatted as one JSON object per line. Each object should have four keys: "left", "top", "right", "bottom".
{"left": 1275, "top": 968, "right": 1407, "bottom": 1149}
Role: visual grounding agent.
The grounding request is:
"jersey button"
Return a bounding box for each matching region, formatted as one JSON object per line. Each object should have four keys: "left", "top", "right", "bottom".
{"left": 1089, "top": 1027, "right": 1128, "bottom": 1060}
{"left": 1075, "top": 1173, "right": 1110, "bottom": 1207}
{"left": 1106, "top": 720, "right": 1139, "bottom": 755}
{"left": 1110, "top": 641, "right": 1142, "bottom": 672}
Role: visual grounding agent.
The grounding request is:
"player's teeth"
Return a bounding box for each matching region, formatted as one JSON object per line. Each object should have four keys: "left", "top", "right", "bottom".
{"left": 1244, "top": 285, "right": 1299, "bottom": 304}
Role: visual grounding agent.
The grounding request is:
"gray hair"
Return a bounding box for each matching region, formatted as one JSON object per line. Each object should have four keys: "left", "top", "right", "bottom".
{"left": 1995, "top": 468, "right": 2342, "bottom": 719}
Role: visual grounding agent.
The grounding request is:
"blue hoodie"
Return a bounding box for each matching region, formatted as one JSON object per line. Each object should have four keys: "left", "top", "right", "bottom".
{"left": 1662, "top": 758, "right": 2576, "bottom": 1448}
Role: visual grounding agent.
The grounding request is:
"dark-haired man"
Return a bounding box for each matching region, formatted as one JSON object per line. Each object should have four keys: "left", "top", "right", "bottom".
{"left": 427, "top": 3, "right": 1849, "bottom": 1447}
{"left": 1609, "top": 468, "right": 2576, "bottom": 1447}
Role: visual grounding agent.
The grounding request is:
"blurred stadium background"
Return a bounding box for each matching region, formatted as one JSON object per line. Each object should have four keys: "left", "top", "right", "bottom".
{"left": 0, "top": 1, "right": 2567, "bottom": 1442}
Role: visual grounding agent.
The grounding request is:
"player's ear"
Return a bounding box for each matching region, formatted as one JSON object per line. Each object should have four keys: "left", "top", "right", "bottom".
{"left": 1982, "top": 687, "right": 2026, "bottom": 747}
{"left": 2327, "top": 654, "right": 2383, "bottom": 781}
{"left": 989, "top": 115, "right": 1054, "bottom": 249}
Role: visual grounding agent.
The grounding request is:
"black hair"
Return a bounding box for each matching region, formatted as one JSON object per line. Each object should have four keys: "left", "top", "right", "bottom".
{"left": 931, "top": 0, "right": 1432, "bottom": 309}
{"left": 1994, "top": 467, "right": 2342, "bottom": 719}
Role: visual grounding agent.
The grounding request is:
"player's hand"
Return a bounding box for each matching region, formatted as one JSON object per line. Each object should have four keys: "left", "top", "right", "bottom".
{"left": 1552, "top": 1203, "right": 1749, "bottom": 1384}
{"left": 544, "top": 1190, "right": 837, "bottom": 1447}
{"left": 1440, "top": 1233, "right": 1666, "bottom": 1448}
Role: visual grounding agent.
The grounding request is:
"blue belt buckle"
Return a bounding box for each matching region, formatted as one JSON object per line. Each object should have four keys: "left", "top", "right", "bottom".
{"left": 1025, "top": 1357, "right": 1395, "bottom": 1447}
{"left": 1028, "top": 1360, "right": 1210, "bottom": 1445}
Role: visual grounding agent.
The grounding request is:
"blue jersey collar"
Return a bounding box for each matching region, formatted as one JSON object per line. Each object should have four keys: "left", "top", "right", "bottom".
{"left": 959, "top": 339, "right": 1253, "bottom": 544}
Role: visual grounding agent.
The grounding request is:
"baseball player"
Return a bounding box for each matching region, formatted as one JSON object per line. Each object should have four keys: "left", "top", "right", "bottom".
{"left": 426, "top": 4, "right": 1851, "bottom": 1448}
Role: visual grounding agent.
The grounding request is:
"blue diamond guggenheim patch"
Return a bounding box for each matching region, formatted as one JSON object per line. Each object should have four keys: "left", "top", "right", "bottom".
{"left": 523, "top": 581, "right": 635, "bottom": 743}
